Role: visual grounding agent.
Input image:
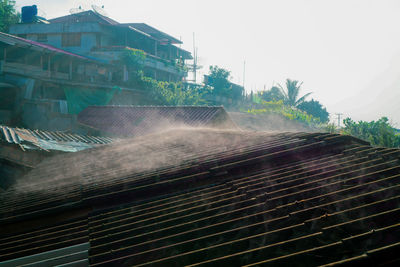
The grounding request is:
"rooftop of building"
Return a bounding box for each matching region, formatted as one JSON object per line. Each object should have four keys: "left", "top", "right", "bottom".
{"left": 1, "top": 129, "right": 399, "bottom": 266}
{"left": 77, "top": 105, "right": 239, "bottom": 137}
{"left": 37, "top": 10, "right": 183, "bottom": 45}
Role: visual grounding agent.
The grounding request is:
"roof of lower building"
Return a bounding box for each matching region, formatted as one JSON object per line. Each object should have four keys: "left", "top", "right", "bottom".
{"left": 1, "top": 129, "right": 400, "bottom": 266}
{"left": 0, "top": 125, "right": 113, "bottom": 152}
{"left": 77, "top": 105, "right": 239, "bottom": 137}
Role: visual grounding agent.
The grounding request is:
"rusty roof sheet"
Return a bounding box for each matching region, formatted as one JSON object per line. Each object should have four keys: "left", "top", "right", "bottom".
{"left": 1, "top": 130, "right": 400, "bottom": 266}
{"left": 77, "top": 105, "right": 238, "bottom": 137}
{"left": 0, "top": 125, "right": 113, "bottom": 152}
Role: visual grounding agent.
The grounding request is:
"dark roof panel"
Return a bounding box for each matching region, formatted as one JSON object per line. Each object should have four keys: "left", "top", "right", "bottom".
{"left": 1, "top": 130, "right": 400, "bottom": 266}
{"left": 77, "top": 105, "right": 238, "bottom": 137}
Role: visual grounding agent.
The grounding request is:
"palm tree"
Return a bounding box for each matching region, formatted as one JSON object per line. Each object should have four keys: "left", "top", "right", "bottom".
{"left": 277, "top": 79, "right": 312, "bottom": 107}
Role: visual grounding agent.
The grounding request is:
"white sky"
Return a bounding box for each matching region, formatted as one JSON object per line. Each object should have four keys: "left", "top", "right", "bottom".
{"left": 15, "top": 0, "right": 400, "bottom": 126}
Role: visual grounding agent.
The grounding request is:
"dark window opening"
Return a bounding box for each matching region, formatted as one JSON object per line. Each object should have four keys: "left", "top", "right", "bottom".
{"left": 62, "top": 33, "right": 81, "bottom": 47}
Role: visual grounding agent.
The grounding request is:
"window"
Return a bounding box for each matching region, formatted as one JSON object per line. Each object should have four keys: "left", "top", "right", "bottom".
{"left": 62, "top": 33, "right": 81, "bottom": 47}
{"left": 37, "top": 34, "right": 47, "bottom": 42}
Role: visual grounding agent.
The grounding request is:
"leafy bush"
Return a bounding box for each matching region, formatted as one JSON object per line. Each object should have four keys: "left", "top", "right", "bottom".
{"left": 121, "top": 48, "right": 146, "bottom": 71}
{"left": 145, "top": 78, "right": 207, "bottom": 105}
{"left": 297, "top": 99, "right": 329, "bottom": 123}
{"left": 342, "top": 117, "right": 400, "bottom": 148}
{"left": 247, "top": 100, "right": 322, "bottom": 128}
{"left": 257, "top": 87, "right": 284, "bottom": 102}
{"left": 206, "top": 66, "right": 244, "bottom": 103}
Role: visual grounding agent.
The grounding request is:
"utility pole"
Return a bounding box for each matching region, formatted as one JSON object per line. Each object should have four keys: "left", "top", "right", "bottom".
{"left": 243, "top": 60, "right": 246, "bottom": 90}
{"left": 192, "top": 32, "right": 197, "bottom": 83}
{"left": 335, "top": 113, "right": 343, "bottom": 127}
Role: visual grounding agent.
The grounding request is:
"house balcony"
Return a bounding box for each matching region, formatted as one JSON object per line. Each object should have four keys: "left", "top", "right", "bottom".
{"left": 0, "top": 60, "right": 69, "bottom": 80}
{"left": 144, "top": 54, "right": 187, "bottom": 77}
{"left": 90, "top": 46, "right": 187, "bottom": 78}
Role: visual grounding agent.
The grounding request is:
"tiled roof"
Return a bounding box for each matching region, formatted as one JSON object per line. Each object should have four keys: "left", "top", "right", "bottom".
{"left": 0, "top": 125, "right": 113, "bottom": 152}
{"left": 0, "top": 130, "right": 400, "bottom": 266}
{"left": 77, "top": 106, "right": 238, "bottom": 137}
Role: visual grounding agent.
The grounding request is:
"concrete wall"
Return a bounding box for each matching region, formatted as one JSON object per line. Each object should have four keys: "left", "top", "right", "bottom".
{"left": 25, "top": 33, "right": 61, "bottom": 48}
{"left": 19, "top": 32, "right": 97, "bottom": 55}
{"left": 10, "top": 23, "right": 103, "bottom": 55}
{"left": 21, "top": 100, "right": 77, "bottom": 131}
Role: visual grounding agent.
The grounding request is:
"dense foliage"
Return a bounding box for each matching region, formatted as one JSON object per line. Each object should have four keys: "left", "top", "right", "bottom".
{"left": 0, "top": 0, "right": 19, "bottom": 33}
{"left": 342, "top": 117, "right": 400, "bottom": 148}
{"left": 247, "top": 100, "right": 322, "bottom": 128}
{"left": 121, "top": 48, "right": 146, "bottom": 72}
{"left": 253, "top": 79, "right": 325, "bottom": 125}
{"left": 206, "top": 66, "right": 231, "bottom": 97}
{"left": 140, "top": 76, "right": 207, "bottom": 105}
{"left": 206, "top": 66, "right": 244, "bottom": 103}
{"left": 256, "top": 79, "right": 312, "bottom": 107}
{"left": 297, "top": 99, "right": 329, "bottom": 123}
{"left": 257, "top": 86, "right": 283, "bottom": 102}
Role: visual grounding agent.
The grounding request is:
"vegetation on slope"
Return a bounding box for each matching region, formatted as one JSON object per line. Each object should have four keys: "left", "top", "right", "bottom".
{"left": 341, "top": 117, "right": 400, "bottom": 148}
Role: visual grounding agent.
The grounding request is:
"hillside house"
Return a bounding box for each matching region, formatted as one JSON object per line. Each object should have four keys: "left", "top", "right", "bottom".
{"left": 9, "top": 10, "right": 192, "bottom": 82}
{"left": 0, "top": 31, "right": 149, "bottom": 131}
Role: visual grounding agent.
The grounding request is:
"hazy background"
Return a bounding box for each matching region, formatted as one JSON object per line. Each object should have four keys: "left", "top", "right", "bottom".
{"left": 15, "top": 0, "right": 400, "bottom": 126}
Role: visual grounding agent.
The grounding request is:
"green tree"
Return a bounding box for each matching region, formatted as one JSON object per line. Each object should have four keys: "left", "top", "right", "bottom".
{"left": 277, "top": 79, "right": 312, "bottom": 107}
{"left": 207, "top": 65, "right": 231, "bottom": 97}
{"left": 206, "top": 65, "right": 244, "bottom": 104}
{"left": 258, "top": 86, "right": 284, "bottom": 102}
{"left": 0, "top": 0, "right": 19, "bottom": 33}
{"left": 140, "top": 77, "right": 207, "bottom": 106}
{"left": 297, "top": 99, "right": 329, "bottom": 123}
{"left": 121, "top": 48, "right": 146, "bottom": 72}
{"left": 342, "top": 117, "right": 400, "bottom": 148}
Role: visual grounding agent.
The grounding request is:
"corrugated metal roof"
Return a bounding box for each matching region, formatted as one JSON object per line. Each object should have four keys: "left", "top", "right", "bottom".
{"left": 48, "top": 10, "right": 119, "bottom": 26}
{"left": 77, "top": 105, "right": 238, "bottom": 137}
{"left": 0, "top": 125, "right": 113, "bottom": 152}
{"left": 0, "top": 130, "right": 400, "bottom": 266}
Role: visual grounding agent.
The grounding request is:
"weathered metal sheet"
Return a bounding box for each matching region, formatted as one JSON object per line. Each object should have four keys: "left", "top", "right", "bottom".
{"left": 77, "top": 105, "right": 238, "bottom": 137}
{"left": 0, "top": 125, "right": 112, "bottom": 152}
{"left": 0, "top": 131, "right": 399, "bottom": 266}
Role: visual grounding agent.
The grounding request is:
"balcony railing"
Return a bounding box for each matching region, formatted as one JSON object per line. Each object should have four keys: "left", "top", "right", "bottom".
{"left": 0, "top": 61, "right": 69, "bottom": 80}
{"left": 143, "top": 55, "right": 187, "bottom": 76}
{"left": 90, "top": 47, "right": 187, "bottom": 77}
